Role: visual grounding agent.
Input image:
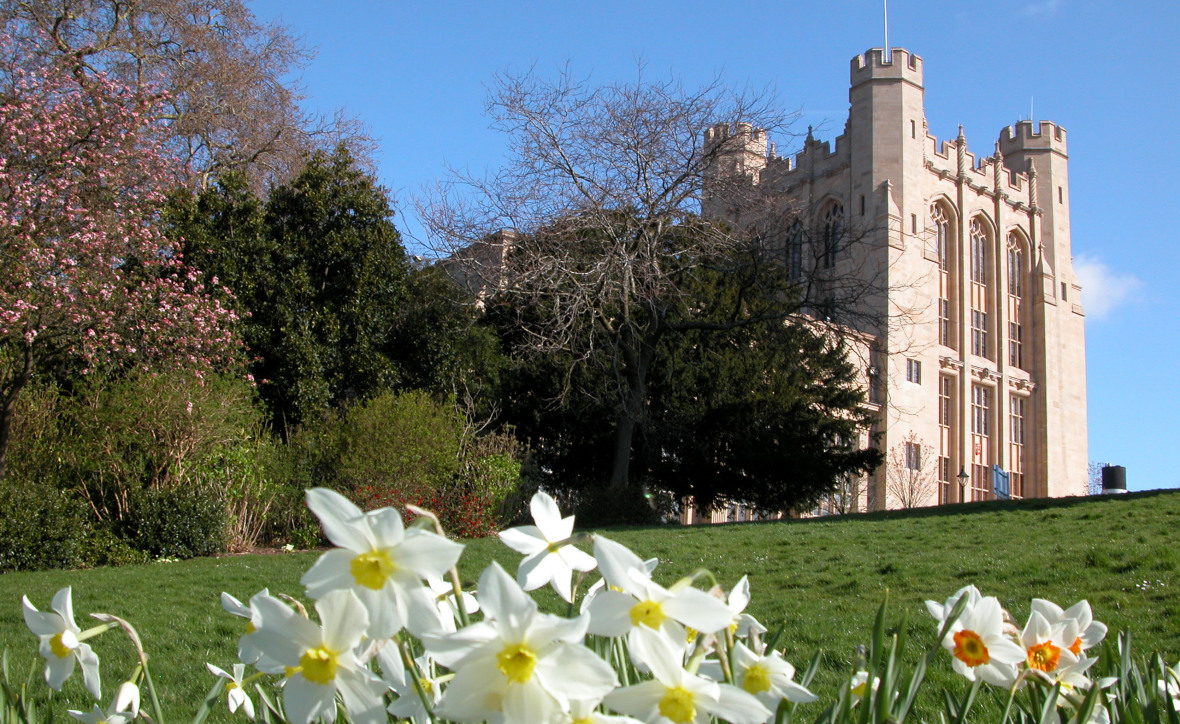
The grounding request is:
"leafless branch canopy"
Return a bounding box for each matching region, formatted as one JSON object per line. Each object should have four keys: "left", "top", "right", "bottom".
{"left": 0, "top": 0, "right": 375, "bottom": 191}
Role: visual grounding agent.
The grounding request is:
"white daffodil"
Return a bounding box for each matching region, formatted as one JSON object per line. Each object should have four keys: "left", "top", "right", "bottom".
{"left": 221, "top": 590, "right": 288, "bottom": 670}
{"left": 582, "top": 556, "right": 659, "bottom": 615}
{"left": 925, "top": 584, "right": 983, "bottom": 623}
{"left": 849, "top": 670, "right": 877, "bottom": 704}
{"left": 207, "top": 663, "right": 256, "bottom": 719}
{"left": 420, "top": 562, "right": 618, "bottom": 723}
{"left": 375, "top": 647, "right": 441, "bottom": 724}
{"left": 560, "top": 697, "right": 646, "bottom": 724}
{"left": 422, "top": 575, "right": 481, "bottom": 633}
{"left": 250, "top": 590, "right": 387, "bottom": 724}
{"left": 1157, "top": 661, "right": 1180, "bottom": 711}
{"left": 703, "top": 642, "right": 815, "bottom": 720}
{"left": 1031, "top": 599, "right": 1108, "bottom": 657}
{"left": 1019, "top": 610, "right": 1081, "bottom": 680}
{"left": 604, "top": 627, "right": 771, "bottom": 724}
{"left": 67, "top": 703, "right": 132, "bottom": 724}
{"left": 300, "top": 488, "right": 464, "bottom": 639}
{"left": 586, "top": 536, "right": 733, "bottom": 643}
{"left": 499, "top": 490, "right": 597, "bottom": 603}
{"left": 112, "top": 682, "right": 140, "bottom": 717}
{"left": 935, "top": 595, "right": 1025, "bottom": 686}
{"left": 726, "top": 577, "right": 768, "bottom": 639}
{"left": 21, "top": 587, "right": 102, "bottom": 699}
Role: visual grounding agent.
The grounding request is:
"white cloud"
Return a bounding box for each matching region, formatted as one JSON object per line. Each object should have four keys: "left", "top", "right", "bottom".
{"left": 1022, "top": 0, "right": 1064, "bottom": 16}
{"left": 1073, "top": 253, "right": 1144, "bottom": 320}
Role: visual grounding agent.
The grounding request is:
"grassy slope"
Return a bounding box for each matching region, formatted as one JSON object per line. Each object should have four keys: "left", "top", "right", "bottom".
{"left": 2, "top": 490, "right": 1177, "bottom": 722}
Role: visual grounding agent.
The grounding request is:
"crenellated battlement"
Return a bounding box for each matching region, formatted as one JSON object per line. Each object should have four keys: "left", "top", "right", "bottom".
{"left": 705, "top": 122, "right": 768, "bottom": 156}
{"left": 925, "top": 132, "right": 1030, "bottom": 195}
{"left": 850, "top": 47, "right": 923, "bottom": 87}
{"left": 999, "top": 120, "right": 1067, "bottom": 155}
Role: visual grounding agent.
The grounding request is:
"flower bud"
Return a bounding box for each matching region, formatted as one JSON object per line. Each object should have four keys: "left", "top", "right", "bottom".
{"left": 113, "top": 681, "right": 140, "bottom": 716}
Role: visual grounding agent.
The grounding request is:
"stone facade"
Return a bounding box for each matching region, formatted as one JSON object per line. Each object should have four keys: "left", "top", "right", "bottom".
{"left": 703, "top": 48, "right": 1087, "bottom": 511}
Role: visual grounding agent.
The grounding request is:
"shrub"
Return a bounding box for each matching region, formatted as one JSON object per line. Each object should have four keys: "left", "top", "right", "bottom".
{"left": 0, "top": 481, "right": 94, "bottom": 571}
{"left": 116, "top": 485, "right": 227, "bottom": 559}
{"left": 338, "top": 390, "right": 465, "bottom": 498}
{"left": 6, "top": 372, "right": 264, "bottom": 523}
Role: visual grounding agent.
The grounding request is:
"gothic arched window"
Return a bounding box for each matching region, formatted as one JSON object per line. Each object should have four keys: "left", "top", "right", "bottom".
{"left": 1007, "top": 231, "right": 1030, "bottom": 370}
{"left": 932, "top": 204, "right": 950, "bottom": 271}
{"left": 969, "top": 217, "right": 992, "bottom": 359}
{"left": 821, "top": 202, "right": 844, "bottom": 269}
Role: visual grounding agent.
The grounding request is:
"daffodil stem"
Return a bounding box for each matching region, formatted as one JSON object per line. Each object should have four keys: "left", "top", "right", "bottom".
{"left": 142, "top": 661, "right": 166, "bottom": 724}
{"left": 396, "top": 635, "right": 437, "bottom": 724}
{"left": 76, "top": 622, "right": 118, "bottom": 641}
{"left": 447, "top": 566, "right": 469, "bottom": 628}
{"left": 685, "top": 635, "right": 710, "bottom": 677}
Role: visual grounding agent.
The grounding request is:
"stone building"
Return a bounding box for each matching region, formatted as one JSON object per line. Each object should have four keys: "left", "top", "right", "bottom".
{"left": 702, "top": 47, "right": 1087, "bottom": 511}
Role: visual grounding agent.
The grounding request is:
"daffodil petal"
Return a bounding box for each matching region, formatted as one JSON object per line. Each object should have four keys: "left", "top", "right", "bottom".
{"left": 21, "top": 598, "right": 61, "bottom": 636}
{"left": 419, "top": 622, "right": 498, "bottom": 668}
{"left": 586, "top": 590, "right": 638, "bottom": 637}
{"left": 51, "top": 588, "right": 76, "bottom": 628}
{"left": 534, "top": 642, "right": 618, "bottom": 701}
{"left": 301, "top": 549, "right": 357, "bottom": 600}
{"left": 518, "top": 549, "right": 560, "bottom": 591}
{"left": 593, "top": 536, "right": 648, "bottom": 590}
{"left": 478, "top": 562, "right": 538, "bottom": 623}
{"left": 306, "top": 488, "right": 371, "bottom": 552}
{"left": 713, "top": 684, "right": 774, "bottom": 724}
{"left": 433, "top": 661, "right": 507, "bottom": 721}
{"left": 664, "top": 587, "right": 735, "bottom": 634}
{"left": 334, "top": 668, "right": 387, "bottom": 724}
{"left": 317, "top": 591, "right": 370, "bottom": 653}
{"left": 603, "top": 680, "right": 666, "bottom": 721}
{"left": 393, "top": 531, "right": 464, "bottom": 580}
{"left": 77, "top": 644, "right": 101, "bottom": 700}
{"left": 628, "top": 627, "right": 686, "bottom": 686}
{"left": 559, "top": 545, "right": 599, "bottom": 573}
{"left": 44, "top": 649, "right": 76, "bottom": 690}
{"left": 504, "top": 679, "right": 562, "bottom": 724}
{"left": 529, "top": 491, "right": 570, "bottom": 543}
{"left": 283, "top": 675, "right": 336, "bottom": 724}
{"left": 499, "top": 526, "right": 549, "bottom": 556}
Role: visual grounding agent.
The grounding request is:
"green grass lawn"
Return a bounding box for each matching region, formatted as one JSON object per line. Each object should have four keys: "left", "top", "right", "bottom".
{"left": 3, "top": 490, "right": 1178, "bottom": 723}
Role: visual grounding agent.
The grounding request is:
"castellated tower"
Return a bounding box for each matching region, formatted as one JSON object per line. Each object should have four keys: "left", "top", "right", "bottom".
{"left": 702, "top": 48, "right": 1088, "bottom": 513}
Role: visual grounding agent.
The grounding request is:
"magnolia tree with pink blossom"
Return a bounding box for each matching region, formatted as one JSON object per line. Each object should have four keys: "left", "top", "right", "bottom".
{"left": 0, "top": 45, "right": 239, "bottom": 481}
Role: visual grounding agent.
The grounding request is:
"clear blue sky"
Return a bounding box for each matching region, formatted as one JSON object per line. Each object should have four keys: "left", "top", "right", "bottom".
{"left": 250, "top": 0, "right": 1179, "bottom": 493}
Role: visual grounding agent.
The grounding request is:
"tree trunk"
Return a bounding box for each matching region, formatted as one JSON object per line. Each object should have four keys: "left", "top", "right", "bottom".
{"left": 0, "top": 340, "right": 34, "bottom": 484}
{"left": 607, "top": 328, "right": 657, "bottom": 490}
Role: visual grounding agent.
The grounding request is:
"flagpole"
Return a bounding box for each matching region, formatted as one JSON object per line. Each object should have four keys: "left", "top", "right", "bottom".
{"left": 884, "top": 0, "right": 890, "bottom": 62}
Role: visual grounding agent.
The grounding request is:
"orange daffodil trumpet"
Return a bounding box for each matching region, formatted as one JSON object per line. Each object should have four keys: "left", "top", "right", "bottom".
{"left": 927, "top": 587, "right": 1025, "bottom": 686}
{"left": 929, "top": 586, "right": 1111, "bottom": 704}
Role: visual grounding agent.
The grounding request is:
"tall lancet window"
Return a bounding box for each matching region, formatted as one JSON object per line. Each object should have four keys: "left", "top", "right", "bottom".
{"left": 969, "top": 218, "right": 991, "bottom": 359}
{"left": 821, "top": 202, "right": 843, "bottom": 269}
{"left": 932, "top": 204, "right": 953, "bottom": 348}
{"left": 1006, "top": 232, "right": 1028, "bottom": 370}
{"left": 786, "top": 220, "right": 803, "bottom": 281}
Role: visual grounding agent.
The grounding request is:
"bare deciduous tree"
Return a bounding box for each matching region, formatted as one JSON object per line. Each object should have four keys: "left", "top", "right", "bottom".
{"left": 0, "top": 0, "right": 372, "bottom": 190}
{"left": 422, "top": 66, "right": 887, "bottom": 491}
{"left": 1087, "top": 461, "right": 1108, "bottom": 495}
{"left": 885, "top": 432, "right": 939, "bottom": 509}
